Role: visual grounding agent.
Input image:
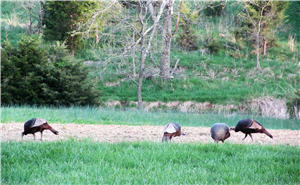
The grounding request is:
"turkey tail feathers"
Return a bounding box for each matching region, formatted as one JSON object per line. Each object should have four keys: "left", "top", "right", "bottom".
{"left": 262, "top": 129, "right": 273, "bottom": 139}
{"left": 49, "top": 127, "right": 59, "bottom": 135}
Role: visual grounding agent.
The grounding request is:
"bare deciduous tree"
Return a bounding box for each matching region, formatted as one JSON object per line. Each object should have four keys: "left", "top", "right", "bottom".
{"left": 137, "top": 0, "right": 167, "bottom": 109}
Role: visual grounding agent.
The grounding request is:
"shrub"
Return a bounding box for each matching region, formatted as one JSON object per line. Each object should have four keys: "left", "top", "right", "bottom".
{"left": 203, "top": 34, "right": 222, "bottom": 54}
{"left": 1, "top": 36, "right": 100, "bottom": 106}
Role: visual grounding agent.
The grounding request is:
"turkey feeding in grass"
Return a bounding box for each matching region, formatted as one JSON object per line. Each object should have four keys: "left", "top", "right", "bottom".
{"left": 22, "top": 118, "right": 59, "bottom": 141}
{"left": 210, "top": 123, "right": 231, "bottom": 143}
{"left": 230, "top": 119, "right": 273, "bottom": 140}
{"left": 162, "top": 123, "right": 184, "bottom": 142}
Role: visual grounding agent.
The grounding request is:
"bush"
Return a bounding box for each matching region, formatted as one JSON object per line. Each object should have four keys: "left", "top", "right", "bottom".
{"left": 203, "top": 34, "right": 222, "bottom": 54}
{"left": 176, "top": 29, "right": 198, "bottom": 51}
{"left": 1, "top": 36, "right": 100, "bottom": 106}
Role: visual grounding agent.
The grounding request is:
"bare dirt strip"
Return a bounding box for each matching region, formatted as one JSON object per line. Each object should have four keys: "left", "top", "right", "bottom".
{"left": 1, "top": 123, "right": 300, "bottom": 146}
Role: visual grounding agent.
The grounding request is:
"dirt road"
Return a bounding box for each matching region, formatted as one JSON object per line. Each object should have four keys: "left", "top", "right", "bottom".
{"left": 1, "top": 123, "right": 299, "bottom": 146}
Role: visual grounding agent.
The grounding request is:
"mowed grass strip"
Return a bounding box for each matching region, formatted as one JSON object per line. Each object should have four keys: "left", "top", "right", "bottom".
{"left": 2, "top": 140, "right": 300, "bottom": 185}
{"left": 1, "top": 106, "right": 300, "bottom": 130}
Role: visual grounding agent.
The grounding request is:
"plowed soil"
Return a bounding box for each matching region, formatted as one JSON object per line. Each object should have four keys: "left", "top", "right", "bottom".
{"left": 1, "top": 123, "right": 300, "bottom": 146}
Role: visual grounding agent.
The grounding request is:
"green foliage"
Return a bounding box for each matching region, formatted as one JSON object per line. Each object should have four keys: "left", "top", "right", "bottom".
{"left": 96, "top": 51, "right": 299, "bottom": 105}
{"left": 285, "top": 2, "right": 300, "bottom": 40}
{"left": 203, "top": 2, "right": 224, "bottom": 17}
{"left": 1, "top": 1, "right": 299, "bottom": 108}
{"left": 1, "top": 1, "right": 44, "bottom": 52}
{"left": 1, "top": 36, "right": 99, "bottom": 106}
{"left": 42, "top": 1, "right": 98, "bottom": 51}
{"left": 2, "top": 106, "right": 300, "bottom": 130}
{"left": 262, "top": 1, "right": 289, "bottom": 48}
{"left": 236, "top": 1, "right": 289, "bottom": 54}
{"left": 176, "top": 2, "right": 198, "bottom": 51}
{"left": 1, "top": 1, "right": 42, "bottom": 36}
{"left": 2, "top": 140, "right": 300, "bottom": 184}
{"left": 202, "top": 33, "right": 223, "bottom": 54}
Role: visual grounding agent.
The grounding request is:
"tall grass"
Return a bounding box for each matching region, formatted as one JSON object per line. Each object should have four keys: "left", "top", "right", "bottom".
{"left": 2, "top": 140, "right": 300, "bottom": 184}
{"left": 1, "top": 106, "right": 300, "bottom": 130}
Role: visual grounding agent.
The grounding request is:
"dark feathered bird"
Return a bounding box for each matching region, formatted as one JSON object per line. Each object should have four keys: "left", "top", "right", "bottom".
{"left": 22, "top": 118, "right": 58, "bottom": 140}
{"left": 210, "top": 123, "right": 231, "bottom": 143}
{"left": 162, "top": 123, "right": 183, "bottom": 142}
{"left": 230, "top": 119, "right": 273, "bottom": 140}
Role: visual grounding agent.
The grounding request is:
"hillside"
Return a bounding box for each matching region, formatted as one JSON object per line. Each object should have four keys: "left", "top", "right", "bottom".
{"left": 94, "top": 51, "right": 299, "bottom": 104}
{"left": 1, "top": 1, "right": 300, "bottom": 116}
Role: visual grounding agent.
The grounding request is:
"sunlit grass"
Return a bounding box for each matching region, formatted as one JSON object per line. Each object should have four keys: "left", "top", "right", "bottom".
{"left": 1, "top": 106, "right": 300, "bottom": 130}
{"left": 2, "top": 140, "right": 300, "bottom": 185}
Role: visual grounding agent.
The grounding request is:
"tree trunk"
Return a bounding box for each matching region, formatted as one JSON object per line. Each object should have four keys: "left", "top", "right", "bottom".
{"left": 172, "top": 0, "right": 182, "bottom": 37}
{"left": 160, "top": 0, "right": 173, "bottom": 81}
{"left": 95, "top": 25, "right": 99, "bottom": 44}
{"left": 263, "top": 37, "right": 267, "bottom": 56}
{"left": 256, "top": 33, "right": 261, "bottom": 70}
{"left": 137, "top": 36, "right": 145, "bottom": 110}
{"left": 37, "top": 2, "right": 43, "bottom": 34}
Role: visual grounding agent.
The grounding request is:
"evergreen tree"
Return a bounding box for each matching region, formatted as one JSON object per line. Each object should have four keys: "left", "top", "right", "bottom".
{"left": 1, "top": 36, "right": 99, "bottom": 106}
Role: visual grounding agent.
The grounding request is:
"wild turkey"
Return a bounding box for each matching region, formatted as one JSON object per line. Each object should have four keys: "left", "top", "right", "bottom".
{"left": 22, "top": 118, "right": 58, "bottom": 140}
{"left": 162, "top": 123, "right": 183, "bottom": 142}
{"left": 210, "top": 123, "right": 231, "bottom": 143}
{"left": 230, "top": 119, "right": 273, "bottom": 140}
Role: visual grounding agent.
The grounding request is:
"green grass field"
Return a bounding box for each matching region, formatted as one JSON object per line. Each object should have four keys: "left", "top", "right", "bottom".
{"left": 1, "top": 106, "right": 300, "bottom": 130}
{"left": 2, "top": 140, "right": 300, "bottom": 184}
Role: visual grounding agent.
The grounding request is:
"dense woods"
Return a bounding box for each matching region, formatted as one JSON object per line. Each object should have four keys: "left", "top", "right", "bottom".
{"left": 1, "top": 0, "right": 299, "bottom": 116}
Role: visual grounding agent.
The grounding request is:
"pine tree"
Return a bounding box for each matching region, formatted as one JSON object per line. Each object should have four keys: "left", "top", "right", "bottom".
{"left": 1, "top": 36, "right": 99, "bottom": 106}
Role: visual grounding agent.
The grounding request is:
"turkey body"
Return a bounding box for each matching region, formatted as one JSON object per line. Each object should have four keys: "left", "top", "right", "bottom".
{"left": 210, "top": 123, "right": 230, "bottom": 143}
{"left": 162, "top": 123, "right": 182, "bottom": 142}
{"left": 22, "top": 118, "right": 59, "bottom": 140}
{"left": 231, "top": 119, "right": 273, "bottom": 140}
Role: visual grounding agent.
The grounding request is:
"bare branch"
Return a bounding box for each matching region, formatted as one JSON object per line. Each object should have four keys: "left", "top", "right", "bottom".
{"left": 172, "top": 0, "right": 182, "bottom": 37}
{"left": 170, "top": 59, "right": 180, "bottom": 76}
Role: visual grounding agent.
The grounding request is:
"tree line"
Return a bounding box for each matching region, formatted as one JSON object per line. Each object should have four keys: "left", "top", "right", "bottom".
{"left": 1, "top": 0, "right": 299, "bottom": 107}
